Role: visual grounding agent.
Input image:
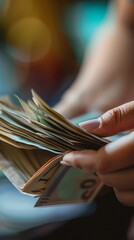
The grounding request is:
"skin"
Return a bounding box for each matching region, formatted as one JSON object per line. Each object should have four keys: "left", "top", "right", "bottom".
{"left": 57, "top": 1, "right": 134, "bottom": 206}
{"left": 55, "top": 1, "right": 134, "bottom": 118}
{"left": 61, "top": 101, "right": 134, "bottom": 206}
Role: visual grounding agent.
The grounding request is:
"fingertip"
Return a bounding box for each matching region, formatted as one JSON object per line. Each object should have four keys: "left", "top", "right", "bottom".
{"left": 79, "top": 118, "right": 101, "bottom": 131}
{"left": 60, "top": 161, "right": 72, "bottom": 167}
{"left": 63, "top": 152, "right": 75, "bottom": 162}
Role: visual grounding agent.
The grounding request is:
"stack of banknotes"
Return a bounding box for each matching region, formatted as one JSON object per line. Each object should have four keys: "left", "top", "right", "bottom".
{"left": 0, "top": 90, "right": 108, "bottom": 207}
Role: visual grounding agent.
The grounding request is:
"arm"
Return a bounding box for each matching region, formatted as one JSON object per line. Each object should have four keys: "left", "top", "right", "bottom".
{"left": 55, "top": 0, "right": 134, "bottom": 119}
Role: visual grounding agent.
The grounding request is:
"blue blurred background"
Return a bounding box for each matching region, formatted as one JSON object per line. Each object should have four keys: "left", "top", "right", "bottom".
{"left": 0, "top": 0, "right": 111, "bottom": 239}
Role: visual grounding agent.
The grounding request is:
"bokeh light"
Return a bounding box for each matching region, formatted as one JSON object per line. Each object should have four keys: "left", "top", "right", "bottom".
{"left": 5, "top": 17, "right": 51, "bottom": 63}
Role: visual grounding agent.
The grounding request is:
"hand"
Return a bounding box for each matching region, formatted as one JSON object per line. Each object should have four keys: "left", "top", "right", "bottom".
{"left": 61, "top": 101, "right": 134, "bottom": 206}
{"left": 55, "top": 25, "right": 134, "bottom": 118}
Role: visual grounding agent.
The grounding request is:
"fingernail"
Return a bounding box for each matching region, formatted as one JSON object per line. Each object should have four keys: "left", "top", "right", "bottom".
{"left": 79, "top": 118, "right": 101, "bottom": 130}
{"left": 60, "top": 153, "right": 74, "bottom": 166}
{"left": 60, "top": 153, "right": 73, "bottom": 166}
{"left": 60, "top": 161, "right": 72, "bottom": 166}
{"left": 63, "top": 153, "right": 73, "bottom": 162}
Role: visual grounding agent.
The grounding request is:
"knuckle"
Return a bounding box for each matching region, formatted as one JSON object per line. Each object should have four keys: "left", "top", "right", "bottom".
{"left": 96, "top": 161, "right": 106, "bottom": 174}
{"left": 96, "top": 161, "right": 108, "bottom": 175}
{"left": 95, "top": 149, "right": 108, "bottom": 174}
{"left": 107, "top": 107, "right": 124, "bottom": 125}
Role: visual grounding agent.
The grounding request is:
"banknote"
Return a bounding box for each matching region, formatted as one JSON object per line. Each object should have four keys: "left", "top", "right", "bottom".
{"left": 35, "top": 166, "right": 103, "bottom": 206}
{"left": 0, "top": 90, "right": 108, "bottom": 206}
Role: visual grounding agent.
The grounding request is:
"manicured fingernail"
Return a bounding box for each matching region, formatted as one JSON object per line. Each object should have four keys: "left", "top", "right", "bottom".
{"left": 63, "top": 152, "right": 74, "bottom": 162}
{"left": 60, "top": 153, "right": 73, "bottom": 166}
{"left": 79, "top": 118, "right": 101, "bottom": 130}
{"left": 60, "top": 161, "right": 72, "bottom": 166}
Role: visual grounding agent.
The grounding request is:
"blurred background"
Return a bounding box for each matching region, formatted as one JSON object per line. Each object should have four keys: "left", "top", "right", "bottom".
{"left": 0, "top": 1, "right": 133, "bottom": 240}
{"left": 0, "top": 0, "right": 109, "bottom": 105}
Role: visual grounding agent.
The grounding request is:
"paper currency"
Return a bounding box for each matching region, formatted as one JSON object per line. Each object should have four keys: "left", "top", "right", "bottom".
{"left": 35, "top": 166, "right": 103, "bottom": 206}
{"left": 0, "top": 90, "right": 108, "bottom": 206}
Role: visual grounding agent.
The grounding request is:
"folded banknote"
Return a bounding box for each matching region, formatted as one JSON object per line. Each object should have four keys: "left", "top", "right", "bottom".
{"left": 0, "top": 90, "right": 108, "bottom": 206}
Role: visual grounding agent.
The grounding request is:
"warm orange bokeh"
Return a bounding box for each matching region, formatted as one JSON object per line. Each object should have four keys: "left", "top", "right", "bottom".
{"left": 0, "top": 0, "right": 78, "bottom": 100}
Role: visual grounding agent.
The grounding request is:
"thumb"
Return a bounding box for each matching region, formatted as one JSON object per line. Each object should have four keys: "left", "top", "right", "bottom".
{"left": 79, "top": 101, "right": 134, "bottom": 137}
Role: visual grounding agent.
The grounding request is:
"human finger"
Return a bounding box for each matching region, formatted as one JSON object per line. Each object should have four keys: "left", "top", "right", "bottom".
{"left": 99, "top": 167, "right": 134, "bottom": 190}
{"left": 54, "top": 93, "right": 86, "bottom": 119}
{"left": 114, "top": 188, "right": 134, "bottom": 206}
{"left": 61, "top": 132, "right": 134, "bottom": 174}
{"left": 79, "top": 101, "right": 134, "bottom": 136}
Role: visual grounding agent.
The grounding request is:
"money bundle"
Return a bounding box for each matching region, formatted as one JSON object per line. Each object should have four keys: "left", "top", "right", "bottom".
{"left": 0, "top": 90, "right": 108, "bottom": 206}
